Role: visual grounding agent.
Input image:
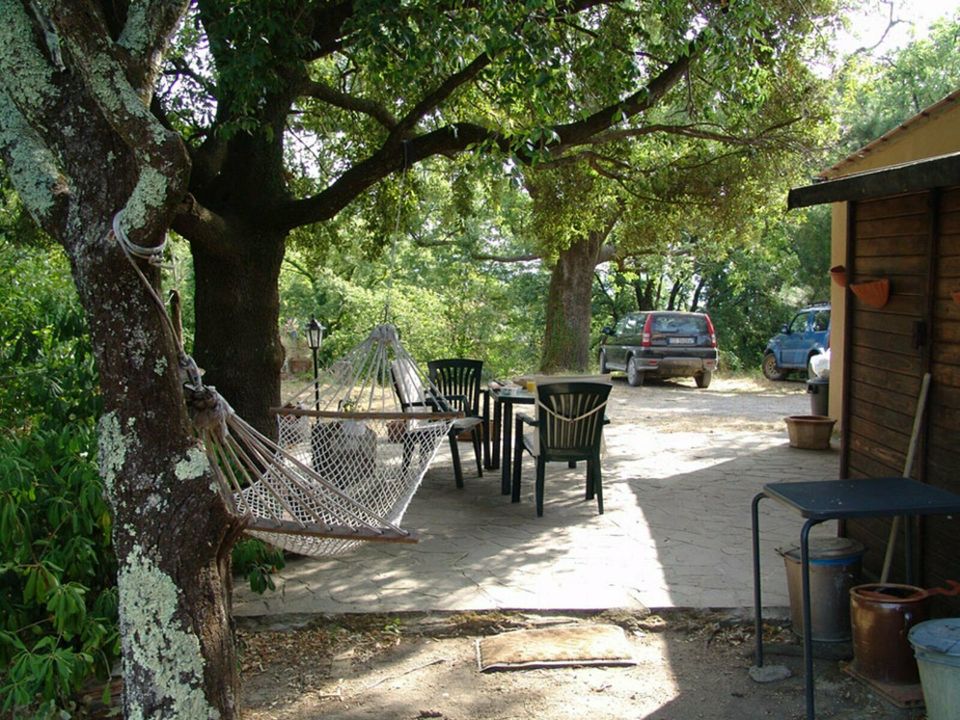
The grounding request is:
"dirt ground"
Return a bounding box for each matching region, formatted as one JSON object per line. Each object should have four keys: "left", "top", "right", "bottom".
{"left": 236, "top": 608, "right": 923, "bottom": 720}
{"left": 237, "top": 376, "right": 923, "bottom": 720}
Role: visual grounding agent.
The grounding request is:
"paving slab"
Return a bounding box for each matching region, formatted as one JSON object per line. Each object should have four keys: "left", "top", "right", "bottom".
{"left": 233, "top": 379, "right": 840, "bottom": 617}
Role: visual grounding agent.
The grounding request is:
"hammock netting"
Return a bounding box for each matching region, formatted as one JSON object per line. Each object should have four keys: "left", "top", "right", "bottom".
{"left": 201, "top": 323, "right": 455, "bottom": 557}
{"left": 110, "top": 208, "right": 449, "bottom": 558}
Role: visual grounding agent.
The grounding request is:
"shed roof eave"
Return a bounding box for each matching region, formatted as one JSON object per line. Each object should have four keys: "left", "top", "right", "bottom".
{"left": 788, "top": 151, "right": 960, "bottom": 209}
{"left": 820, "top": 89, "right": 960, "bottom": 179}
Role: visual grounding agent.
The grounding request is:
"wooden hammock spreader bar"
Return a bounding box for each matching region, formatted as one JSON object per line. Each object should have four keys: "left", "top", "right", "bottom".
{"left": 272, "top": 407, "right": 462, "bottom": 421}
{"left": 244, "top": 517, "right": 418, "bottom": 544}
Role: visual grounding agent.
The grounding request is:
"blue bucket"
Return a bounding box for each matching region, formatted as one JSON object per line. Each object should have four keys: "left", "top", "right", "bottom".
{"left": 909, "top": 618, "right": 960, "bottom": 720}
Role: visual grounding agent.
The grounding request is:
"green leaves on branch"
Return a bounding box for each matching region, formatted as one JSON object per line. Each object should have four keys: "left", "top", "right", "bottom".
{"left": 0, "top": 240, "right": 117, "bottom": 718}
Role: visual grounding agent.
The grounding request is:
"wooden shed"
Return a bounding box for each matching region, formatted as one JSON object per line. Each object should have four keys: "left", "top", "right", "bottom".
{"left": 789, "top": 153, "right": 960, "bottom": 612}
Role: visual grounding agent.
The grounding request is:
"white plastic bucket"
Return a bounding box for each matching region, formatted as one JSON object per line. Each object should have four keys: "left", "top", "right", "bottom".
{"left": 908, "top": 618, "right": 960, "bottom": 720}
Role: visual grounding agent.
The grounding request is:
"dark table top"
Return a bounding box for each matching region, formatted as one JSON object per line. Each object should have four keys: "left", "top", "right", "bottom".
{"left": 488, "top": 386, "right": 535, "bottom": 403}
{"left": 763, "top": 477, "right": 960, "bottom": 520}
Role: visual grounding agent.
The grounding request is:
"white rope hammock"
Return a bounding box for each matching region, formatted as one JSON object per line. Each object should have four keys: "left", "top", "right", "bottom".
{"left": 111, "top": 211, "right": 455, "bottom": 558}
{"left": 250, "top": 324, "right": 456, "bottom": 555}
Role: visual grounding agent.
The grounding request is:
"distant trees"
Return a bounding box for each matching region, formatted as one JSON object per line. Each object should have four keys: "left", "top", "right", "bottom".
{"left": 837, "top": 11, "right": 960, "bottom": 151}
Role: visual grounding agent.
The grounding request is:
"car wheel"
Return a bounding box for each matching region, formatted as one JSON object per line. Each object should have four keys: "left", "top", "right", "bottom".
{"left": 762, "top": 353, "right": 788, "bottom": 381}
{"left": 599, "top": 350, "right": 609, "bottom": 374}
{"left": 626, "top": 356, "right": 644, "bottom": 387}
{"left": 695, "top": 371, "right": 712, "bottom": 389}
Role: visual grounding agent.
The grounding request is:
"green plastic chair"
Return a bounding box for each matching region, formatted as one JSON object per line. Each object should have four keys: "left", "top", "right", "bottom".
{"left": 428, "top": 358, "right": 485, "bottom": 488}
{"left": 512, "top": 381, "right": 611, "bottom": 516}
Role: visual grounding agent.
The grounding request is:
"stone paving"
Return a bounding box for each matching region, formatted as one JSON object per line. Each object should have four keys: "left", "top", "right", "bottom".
{"left": 233, "top": 380, "right": 840, "bottom": 618}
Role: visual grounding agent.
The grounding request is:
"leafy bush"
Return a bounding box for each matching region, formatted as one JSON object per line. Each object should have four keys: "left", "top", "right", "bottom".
{"left": 231, "top": 539, "right": 286, "bottom": 595}
{"left": 0, "top": 427, "right": 118, "bottom": 718}
{"left": 0, "top": 239, "right": 118, "bottom": 718}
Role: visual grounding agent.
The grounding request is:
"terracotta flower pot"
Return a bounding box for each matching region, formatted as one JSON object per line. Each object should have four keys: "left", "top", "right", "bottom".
{"left": 784, "top": 415, "right": 836, "bottom": 450}
{"left": 850, "top": 278, "right": 890, "bottom": 309}
{"left": 829, "top": 265, "right": 848, "bottom": 287}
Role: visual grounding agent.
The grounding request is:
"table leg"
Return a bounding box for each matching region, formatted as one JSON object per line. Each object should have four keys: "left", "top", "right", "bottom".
{"left": 904, "top": 515, "right": 914, "bottom": 584}
{"left": 800, "top": 518, "right": 826, "bottom": 720}
{"left": 500, "top": 401, "right": 513, "bottom": 495}
{"left": 482, "top": 390, "right": 492, "bottom": 469}
{"left": 490, "top": 399, "right": 502, "bottom": 470}
{"left": 751, "top": 492, "right": 766, "bottom": 668}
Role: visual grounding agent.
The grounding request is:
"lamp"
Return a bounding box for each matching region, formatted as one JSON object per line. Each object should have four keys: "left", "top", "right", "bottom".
{"left": 307, "top": 317, "right": 325, "bottom": 411}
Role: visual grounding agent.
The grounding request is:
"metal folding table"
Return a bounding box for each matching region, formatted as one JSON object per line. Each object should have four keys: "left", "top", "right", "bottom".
{"left": 751, "top": 477, "right": 960, "bottom": 720}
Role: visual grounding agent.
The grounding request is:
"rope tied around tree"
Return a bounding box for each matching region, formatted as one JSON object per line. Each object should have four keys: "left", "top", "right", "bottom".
{"left": 111, "top": 209, "right": 230, "bottom": 440}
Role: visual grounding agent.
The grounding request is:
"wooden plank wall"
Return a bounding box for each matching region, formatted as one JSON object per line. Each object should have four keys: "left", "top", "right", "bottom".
{"left": 845, "top": 187, "right": 960, "bottom": 610}
{"left": 926, "top": 187, "right": 960, "bottom": 611}
{"left": 844, "top": 192, "right": 929, "bottom": 580}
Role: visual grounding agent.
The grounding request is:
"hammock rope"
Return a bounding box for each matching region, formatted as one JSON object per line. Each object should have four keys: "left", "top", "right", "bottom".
{"left": 111, "top": 208, "right": 455, "bottom": 557}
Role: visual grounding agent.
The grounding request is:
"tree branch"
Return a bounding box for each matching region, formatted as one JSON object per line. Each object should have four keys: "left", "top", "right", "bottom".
{"left": 273, "top": 8, "right": 716, "bottom": 233}
{"left": 306, "top": 0, "right": 354, "bottom": 59}
{"left": 301, "top": 79, "right": 397, "bottom": 129}
{"left": 271, "top": 122, "right": 510, "bottom": 229}
{"left": 49, "top": 0, "right": 190, "bottom": 240}
{"left": 171, "top": 194, "right": 234, "bottom": 257}
{"left": 114, "top": 0, "right": 191, "bottom": 93}
{"left": 590, "top": 117, "right": 804, "bottom": 147}
{"left": 391, "top": 52, "right": 492, "bottom": 139}
{"left": 407, "top": 230, "right": 541, "bottom": 263}
{"left": 470, "top": 250, "right": 542, "bottom": 263}
{"left": 548, "top": 34, "right": 704, "bottom": 150}
{"left": 0, "top": 88, "right": 71, "bottom": 234}
{"left": 164, "top": 55, "right": 219, "bottom": 98}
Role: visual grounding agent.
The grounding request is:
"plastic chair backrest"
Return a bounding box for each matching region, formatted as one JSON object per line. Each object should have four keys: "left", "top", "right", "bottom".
{"left": 391, "top": 358, "right": 428, "bottom": 412}
{"left": 534, "top": 381, "right": 610, "bottom": 458}
{"left": 427, "top": 358, "right": 483, "bottom": 415}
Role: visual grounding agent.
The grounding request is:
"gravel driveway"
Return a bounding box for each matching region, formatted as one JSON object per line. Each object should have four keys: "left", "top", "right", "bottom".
{"left": 604, "top": 373, "right": 814, "bottom": 431}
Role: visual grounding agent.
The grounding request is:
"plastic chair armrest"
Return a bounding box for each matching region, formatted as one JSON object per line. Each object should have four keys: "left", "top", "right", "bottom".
{"left": 516, "top": 412, "right": 538, "bottom": 427}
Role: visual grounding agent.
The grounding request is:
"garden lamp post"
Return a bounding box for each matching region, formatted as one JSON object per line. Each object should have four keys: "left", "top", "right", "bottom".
{"left": 307, "top": 317, "right": 325, "bottom": 411}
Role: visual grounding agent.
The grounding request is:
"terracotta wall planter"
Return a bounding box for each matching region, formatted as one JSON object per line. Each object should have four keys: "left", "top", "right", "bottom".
{"left": 850, "top": 278, "right": 890, "bottom": 309}
{"left": 830, "top": 265, "right": 848, "bottom": 287}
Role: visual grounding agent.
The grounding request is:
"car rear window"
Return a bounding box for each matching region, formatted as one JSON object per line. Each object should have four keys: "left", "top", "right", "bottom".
{"left": 651, "top": 315, "right": 707, "bottom": 334}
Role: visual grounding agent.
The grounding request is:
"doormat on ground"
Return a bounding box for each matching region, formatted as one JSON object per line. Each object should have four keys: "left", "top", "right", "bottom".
{"left": 476, "top": 624, "right": 636, "bottom": 672}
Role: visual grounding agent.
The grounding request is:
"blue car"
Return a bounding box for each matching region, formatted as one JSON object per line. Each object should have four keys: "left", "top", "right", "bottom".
{"left": 762, "top": 303, "right": 831, "bottom": 380}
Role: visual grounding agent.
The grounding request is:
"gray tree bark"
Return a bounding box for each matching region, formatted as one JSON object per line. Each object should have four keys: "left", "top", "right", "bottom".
{"left": 0, "top": 2, "right": 243, "bottom": 716}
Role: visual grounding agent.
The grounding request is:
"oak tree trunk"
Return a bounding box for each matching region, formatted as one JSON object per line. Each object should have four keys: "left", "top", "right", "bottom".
{"left": 192, "top": 225, "right": 286, "bottom": 439}
{"left": 72, "top": 217, "right": 243, "bottom": 719}
{"left": 540, "top": 233, "right": 606, "bottom": 373}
